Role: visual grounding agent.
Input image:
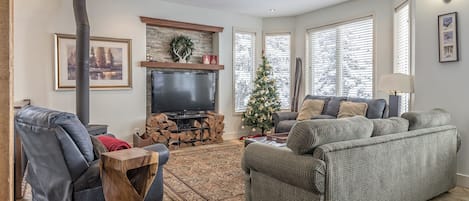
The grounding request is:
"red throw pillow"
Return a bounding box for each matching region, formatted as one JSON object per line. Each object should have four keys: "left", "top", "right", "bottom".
{"left": 96, "top": 135, "right": 131, "bottom": 151}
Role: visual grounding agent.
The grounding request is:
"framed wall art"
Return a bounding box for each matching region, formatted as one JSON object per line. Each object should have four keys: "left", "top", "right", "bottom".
{"left": 55, "top": 34, "right": 132, "bottom": 90}
{"left": 438, "top": 12, "right": 459, "bottom": 63}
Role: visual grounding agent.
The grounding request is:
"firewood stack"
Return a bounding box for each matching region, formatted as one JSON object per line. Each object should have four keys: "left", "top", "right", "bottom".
{"left": 205, "top": 112, "right": 224, "bottom": 143}
{"left": 134, "top": 112, "right": 224, "bottom": 149}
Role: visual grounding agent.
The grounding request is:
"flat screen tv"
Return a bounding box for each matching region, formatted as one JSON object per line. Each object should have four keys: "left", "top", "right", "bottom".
{"left": 151, "top": 70, "right": 216, "bottom": 114}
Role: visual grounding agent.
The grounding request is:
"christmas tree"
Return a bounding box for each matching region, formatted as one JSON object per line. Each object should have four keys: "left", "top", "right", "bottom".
{"left": 242, "top": 55, "right": 281, "bottom": 135}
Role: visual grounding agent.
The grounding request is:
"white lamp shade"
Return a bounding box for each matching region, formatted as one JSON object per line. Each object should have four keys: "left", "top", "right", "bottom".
{"left": 379, "top": 73, "right": 414, "bottom": 94}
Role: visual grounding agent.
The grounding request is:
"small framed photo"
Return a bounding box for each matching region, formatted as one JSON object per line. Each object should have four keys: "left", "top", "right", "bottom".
{"left": 55, "top": 34, "right": 132, "bottom": 90}
{"left": 438, "top": 12, "right": 459, "bottom": 63}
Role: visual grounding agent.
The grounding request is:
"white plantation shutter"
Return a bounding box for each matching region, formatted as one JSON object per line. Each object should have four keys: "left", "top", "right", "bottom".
{"left": 394, "top": 2, "right": 411, "bottom": 114}
{"left": 310, "top": 28, "right": 337, "bottom": 96}
{"left": 265, "top": 34, "right": 291, "bottom": 109}
{"left": 234, "top": 31, "right": 256, "bottom": 112}
{"left": 309, "top": 17, "right": 374, "bottom": 98}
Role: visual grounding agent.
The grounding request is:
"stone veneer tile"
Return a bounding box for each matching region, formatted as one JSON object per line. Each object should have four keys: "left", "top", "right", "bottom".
{"left": 146, "top": 25, "right": 213, "bottom": 64}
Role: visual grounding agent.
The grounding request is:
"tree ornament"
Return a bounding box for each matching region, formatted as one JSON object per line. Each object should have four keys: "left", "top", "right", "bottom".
{"left": 242, "top": 55, "right": 281, "bottom": 135}
{"left": 169, "top": 35, "right": 194, "bottom": 63}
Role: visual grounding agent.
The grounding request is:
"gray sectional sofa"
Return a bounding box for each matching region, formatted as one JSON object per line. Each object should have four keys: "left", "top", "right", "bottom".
{"left": 243, "top": 109, "right": 459, "bottom": 201}
{"left": 273, "top": 95, "right": 388, "bottom": 133}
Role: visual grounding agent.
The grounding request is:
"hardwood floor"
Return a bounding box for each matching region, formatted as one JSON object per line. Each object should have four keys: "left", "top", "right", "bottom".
{"left": 431, "top": 187, "right": 469, "bottom": 201}
{"left": 17, "top": 140, "right": 469, "bottom": 201}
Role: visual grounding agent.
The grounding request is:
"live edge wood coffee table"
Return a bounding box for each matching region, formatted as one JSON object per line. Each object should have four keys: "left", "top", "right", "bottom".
{"left": 100, "top": 148, "right": 159, "bottom": 201}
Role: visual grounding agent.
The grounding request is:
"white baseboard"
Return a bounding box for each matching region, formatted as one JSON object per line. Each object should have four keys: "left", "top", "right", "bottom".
{"left": 222, "top": 131, "right": 244, "bottom": 140}
{"left": 457, "top": 173, "right": 469, "bottom": 188}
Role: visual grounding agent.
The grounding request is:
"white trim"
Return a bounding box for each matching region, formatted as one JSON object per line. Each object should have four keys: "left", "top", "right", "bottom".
{"left": 222, "top": 131, "right": 245, "bottom": 140}
{"left": 263, "top": 32, "right": 293, "bottom": 110}
{"left": 306, "top": 14, "right": 374, "bottom": 33}
{"left": 305, "top": 14, "right": 376, "bottom": 98}
{"left": 232, "top": 28, "right": 257, "bottom": 114}
{"left": 393, "top": 0, "right": 413, "bottom": 114}
{"left": 457, "top": 173, "right": 469, "bottom": 188}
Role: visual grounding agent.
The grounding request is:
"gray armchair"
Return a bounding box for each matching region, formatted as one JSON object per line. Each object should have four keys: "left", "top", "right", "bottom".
{"left": 15, "top": 106, "right": 169, "bottom": 201}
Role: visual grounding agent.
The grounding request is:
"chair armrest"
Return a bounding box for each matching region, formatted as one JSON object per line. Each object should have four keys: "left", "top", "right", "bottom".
{"left": 143, "top": 144, "right": 170, "bottom": 166}
{"left": 242, "top": 143, "right": 326, "bottom": 194}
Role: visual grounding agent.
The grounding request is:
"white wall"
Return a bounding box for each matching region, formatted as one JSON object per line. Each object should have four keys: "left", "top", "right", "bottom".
{"left": 412, "top": 0, "right": 469, "bottom": 182}
{"left": 293, "top": 0, "right": 394, "bottom": 100}
{"left": 13, "top": 0, "right": 263, "bottom": 141}
{"left": 263, "top": 17, "right": 296, "bottom": 33}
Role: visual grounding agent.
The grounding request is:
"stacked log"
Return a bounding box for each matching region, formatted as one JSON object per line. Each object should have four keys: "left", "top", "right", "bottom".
{"left": 206, "top": 112, "right": 225, "bottom": 143}
{"left": 135, "top": 112, "right": 225, "bottom": 149}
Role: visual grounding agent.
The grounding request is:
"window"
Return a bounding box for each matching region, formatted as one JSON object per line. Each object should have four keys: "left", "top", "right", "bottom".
{"left": 308, "top": 17, "right": 374, "bottom": 98}
{"left": 233, "top": 31, "right": 256, "bottom": 112}
{"left": 264, "top": 33, "right": 291, "bottom": 109}
{"left": 394, "top": 1, "right": 411, "bottom": 114}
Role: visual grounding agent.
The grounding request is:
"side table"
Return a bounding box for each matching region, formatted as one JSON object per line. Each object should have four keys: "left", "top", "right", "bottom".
{"left": 100, "top": 148, "right": 159, "bottom": 201}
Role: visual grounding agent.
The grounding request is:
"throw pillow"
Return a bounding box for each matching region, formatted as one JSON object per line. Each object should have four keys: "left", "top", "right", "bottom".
{"left": 297, "top": 99, "right": 325, "bottom": 121}
{"left": 337, "top": 101, "right": 368, "bottom": 118}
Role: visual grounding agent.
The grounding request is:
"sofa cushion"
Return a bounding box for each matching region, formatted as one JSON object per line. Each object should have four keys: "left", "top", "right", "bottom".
{"left": 348, "top": 97, "right": 387, "bottom": 119}
{"left": 371, "top": 117, "right": 409, "bottom": 137}
{"left": 324, "top": 97, "right": 347, "bottom": 117}
{"left": 303, "top": 95, "right": 332, "bottom": 114}
{"left": 401, "top": 108, "right": 451, "bottom": 131}
{"left": 276, "top": 120, "right": 297, "bottom": 133}
{"left": 311, "top": 115, "right": 336, "bottom": 120}
{"left": 297, "top": 99, "right": 325, "bottom": 121}
{"left": 287, "top": 116, "right": 373, "bottom": 155}
{"left": 337, "top": 101, "right": 368, "bottom": 118}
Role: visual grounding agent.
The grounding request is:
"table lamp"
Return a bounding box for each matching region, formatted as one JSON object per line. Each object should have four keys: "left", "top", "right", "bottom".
{"left": 379, "top": 73, "right": 414, "bottom": 117}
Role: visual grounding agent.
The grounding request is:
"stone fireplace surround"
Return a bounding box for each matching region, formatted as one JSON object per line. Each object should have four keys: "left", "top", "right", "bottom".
{"left": 139, "top": 17, "right": 225, "bottom": 149}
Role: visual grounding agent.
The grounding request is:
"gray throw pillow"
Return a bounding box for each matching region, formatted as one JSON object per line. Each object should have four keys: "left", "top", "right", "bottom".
{"left": 90, "top": 136, "right": 108, "bottom": 160}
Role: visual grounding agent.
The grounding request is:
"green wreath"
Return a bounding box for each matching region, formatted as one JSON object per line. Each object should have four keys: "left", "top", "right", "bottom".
{"left": 169, "top": 35, "right": 195, "bottom": 63}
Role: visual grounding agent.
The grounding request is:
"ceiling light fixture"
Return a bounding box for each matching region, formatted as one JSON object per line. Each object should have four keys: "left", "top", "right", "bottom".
{"left": 268, "top": 8, "right": 277, "bottom": 13}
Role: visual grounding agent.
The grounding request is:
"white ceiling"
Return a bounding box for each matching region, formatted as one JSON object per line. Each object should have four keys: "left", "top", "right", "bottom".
{"left": 160, "top": 0, "right": 352, "bottom": 18}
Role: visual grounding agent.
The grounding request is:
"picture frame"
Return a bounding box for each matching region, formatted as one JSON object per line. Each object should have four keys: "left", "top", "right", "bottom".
{"left": 438, "top": 12, "right": 459, "bottom": 63}
{"left": 55, "top": 34, "right": 132, "bottom": 90}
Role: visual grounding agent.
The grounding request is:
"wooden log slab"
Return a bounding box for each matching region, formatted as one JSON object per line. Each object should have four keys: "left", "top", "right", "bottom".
{"left": 100, "top": 148, "right": 159, "bottom": 201}
{"left": 145, "top": 112, "right": 225, "bottom": 149}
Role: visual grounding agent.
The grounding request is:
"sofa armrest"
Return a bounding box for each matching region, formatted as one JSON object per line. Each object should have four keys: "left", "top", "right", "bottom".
{"left": 273, "top": 112, "right": 298, "bottom": 123}
{"left": 273, "top": 112, "right": 298, "bottom": 132}
{"left": 242, "top": 143, "right": 326, "bottom": 194}
{"left": 143, "top": 144, "right": 170, "bottom": 166}
{"left": 312, "top": 125, "right": 458, "bottom": 201}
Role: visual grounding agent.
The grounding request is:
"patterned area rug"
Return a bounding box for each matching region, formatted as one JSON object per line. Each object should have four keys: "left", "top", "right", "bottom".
{"left": 163, "top": 141, "right": 245, "bottom": 201}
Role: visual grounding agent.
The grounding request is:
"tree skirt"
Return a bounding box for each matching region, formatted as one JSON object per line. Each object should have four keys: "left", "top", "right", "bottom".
{"left": 163, "top": 141, "right": 245, "bottom": 201}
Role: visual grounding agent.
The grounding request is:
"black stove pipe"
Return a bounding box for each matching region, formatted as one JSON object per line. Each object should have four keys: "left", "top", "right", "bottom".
{"left": 73, "top": 0, "right": 90, "bottom": 126}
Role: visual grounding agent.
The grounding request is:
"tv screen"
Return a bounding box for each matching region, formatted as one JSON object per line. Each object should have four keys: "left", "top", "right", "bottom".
{"left": 151, "top": 70, "right": 216, "bottom": 114}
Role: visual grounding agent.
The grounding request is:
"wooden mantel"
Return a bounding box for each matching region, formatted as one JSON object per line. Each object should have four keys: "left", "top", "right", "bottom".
{"left": 140, "top": 16, "right": 224, "bottom": 33}
{"left": 140, "top": 61, "right": 224, "bottom": 71}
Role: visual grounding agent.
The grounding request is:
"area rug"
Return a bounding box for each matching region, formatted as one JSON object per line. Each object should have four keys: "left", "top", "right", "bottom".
{"left": 163, "top": 141, "right": 245, "bottom": 201}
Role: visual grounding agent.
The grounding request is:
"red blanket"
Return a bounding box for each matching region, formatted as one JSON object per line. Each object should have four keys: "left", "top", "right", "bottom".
{"left": 97, "top": 135, "right": 131, "bottom": 151}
